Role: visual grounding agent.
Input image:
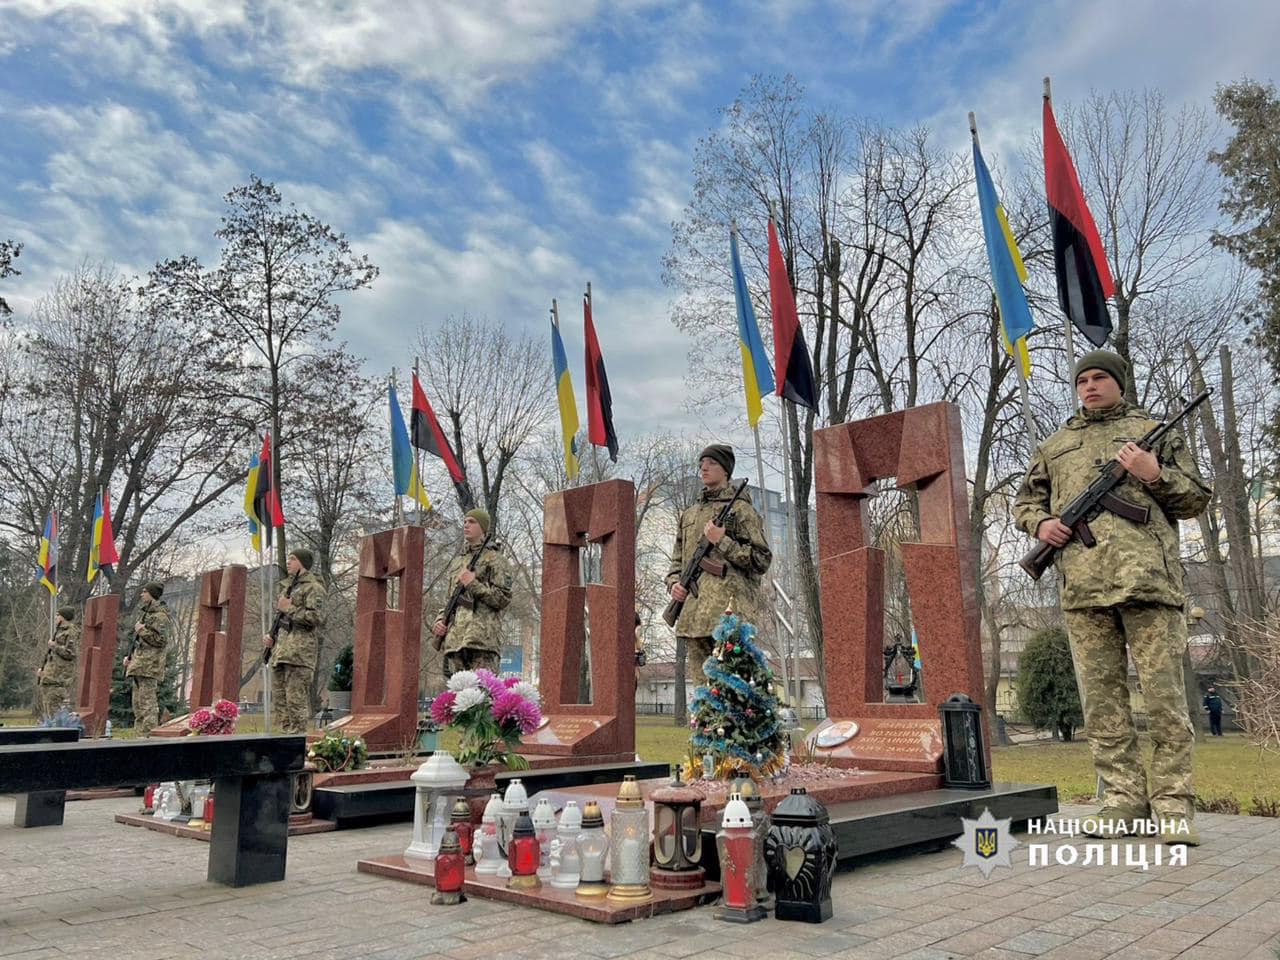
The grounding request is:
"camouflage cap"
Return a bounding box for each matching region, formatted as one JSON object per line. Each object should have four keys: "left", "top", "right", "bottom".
{"left": 57, "top": 605, "right": 76, "bottom": 622}
{"left": 698, "top": 443, "right": 735, "bottom": 477}
{"left": 465, "top": 509, "right": 491, "bottom": 535}
{"left": 1073, "top": 349, "right": 1128, "bottom": 390}
{"left": 289, "top": 547, "right": 314, "bottom": 570}
{"left": 142, "top": 581, "right": 164, "bottom": 600}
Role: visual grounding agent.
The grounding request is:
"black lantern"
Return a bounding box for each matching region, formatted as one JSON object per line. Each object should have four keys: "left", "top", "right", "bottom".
{"left": 650, "top": 768, "right": 706, "bottom": 889}
{"left": 765, "top": 787, "right": 837, "bottom": 923}
{"left": 939, "top": 693, "right": 991, "bottom": 789}
{"left": 729, "top": 773, "right": 771, "bottom": 910}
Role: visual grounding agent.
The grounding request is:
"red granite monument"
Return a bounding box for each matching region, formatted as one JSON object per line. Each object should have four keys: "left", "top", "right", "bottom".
{"left": 75, "top": 594, "right": 120, "bottom": 738}
{"left": 152, "top": 565, "right": 248, "bottom": 737}
{"left": 520, "top": 479, "right": 636, "bottom": 764}
{"left": 327, "top": 525, "right": 424, "bottom": 753}
{"left": 805, "top": 401, "right": 990, "bottom": 780}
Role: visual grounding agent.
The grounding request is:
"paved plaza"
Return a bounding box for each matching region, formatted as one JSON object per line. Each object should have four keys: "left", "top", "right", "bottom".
{"left": 2, "top": 797, "right": 1280, "bottom": 960}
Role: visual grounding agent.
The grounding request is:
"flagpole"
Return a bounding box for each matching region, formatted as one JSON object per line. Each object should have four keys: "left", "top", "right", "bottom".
{"left": 779, "top": 402, "right": 804, "bottom": 707}
{"left": 413, "top": 358, "right": 423, "bottom": 528}
{"left": 390, "top": 368, "right": 403, "bottom": 528}
{"left": 1044, "top": 76, "right": 1080, "bottom": 406}
{"left": 585, "top": 282, "right": 602, "bottom": 480}
{"left": 970, "top": 111, "right": 1038, "bottom": 452}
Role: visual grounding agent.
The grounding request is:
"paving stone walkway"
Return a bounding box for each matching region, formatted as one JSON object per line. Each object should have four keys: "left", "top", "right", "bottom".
{"left": 2, "top": 798, "right": 1279, "bottom": 960}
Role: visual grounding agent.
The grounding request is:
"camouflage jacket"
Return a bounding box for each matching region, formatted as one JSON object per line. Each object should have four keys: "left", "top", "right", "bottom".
{"left": 666, "top": 484, "right": 772, "bottom": 637}
{"left": 1013, "top": 401, "right": 1212, "bottom": 610}
{"left": 125, "top": 599, "right": 171, "bottom": 679}
{"left": 436, "top": 540, "right": 513, "bottom": 655}
{"left": 41, "top": 620, "right": 79, "bottom": 687}
{"left": 273, "top": 570, "right": 327, "bottom": 670}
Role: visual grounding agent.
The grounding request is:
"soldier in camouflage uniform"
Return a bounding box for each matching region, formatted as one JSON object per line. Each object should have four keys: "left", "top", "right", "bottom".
{"left": 666, "top": 445, "right": 772, "bottom": 682}
{"left": 432, "top": 509, "right": 513, "bottom": 679}
{"left": 35, "top": 605, "right": 79, "bottom": 719}
{"left": 262, "top": 547, "right": 326, "bottom": 734}
{"left": 1014, "top": 350, "right": 1211, "bottom": 844}
{"left": 124, "top": 582, "right": 171, "bottom": 736}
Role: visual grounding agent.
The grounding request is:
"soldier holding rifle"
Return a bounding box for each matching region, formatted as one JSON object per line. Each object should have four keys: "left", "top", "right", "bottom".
{"left": 432, "top": 509, "right": 512, "bottom": 680}
{"left": 261, "top": 548, "right": 326, "bottom": 733}
{"left": 1014, "top": 350, "right": 1211, "bottom": 844}
{"left": 124, "top": 582, "right": 171, "bottom": 735}
{"left": 665, "top": 445, "right": 771, "bottom": 682}
{"left": 36, "top": 605, "right": 79, "bottom": 719}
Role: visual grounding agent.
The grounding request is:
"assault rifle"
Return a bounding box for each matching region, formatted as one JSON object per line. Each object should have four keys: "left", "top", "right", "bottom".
{"left": 1019, "top": 389, "right": 1212, "bottom": 581}
{"left": 663, "top": 479, "right": 749, "bottom": 628}
{"left": 434, "top": 531, "right": 494, "bottom": 648}
{"left": 263, "top": 570, "right": 301, "bottom": 664}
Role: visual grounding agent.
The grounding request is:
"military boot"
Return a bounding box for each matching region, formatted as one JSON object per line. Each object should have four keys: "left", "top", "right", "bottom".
{"left": 1151, "top": 802, "right": 1200, "bottom": 846}
{"left": 1082, "top": 803, "right": 1150, "bottom": 839}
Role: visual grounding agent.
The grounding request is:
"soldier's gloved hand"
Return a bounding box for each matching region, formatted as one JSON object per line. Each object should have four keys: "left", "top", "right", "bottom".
{"left": 1036, "top": 518, "right": 1072, "bottom": 547}
{"left": 703, "top": 520, "right": 726, "bottom": 544}
{"left": 669, "top": 582, "right": 689, "bottom": 602}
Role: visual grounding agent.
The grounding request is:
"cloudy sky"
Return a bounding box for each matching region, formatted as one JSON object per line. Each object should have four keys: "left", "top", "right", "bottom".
{"left": 2, "top": 0, "right": 1277, "bottom": 452}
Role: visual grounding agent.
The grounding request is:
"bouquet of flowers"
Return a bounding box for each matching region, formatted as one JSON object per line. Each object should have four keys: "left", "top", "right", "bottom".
{"left": 188, "top": 698, "right": 239, "bottom": 735}
{"left": 309, "top": 732, "right": 368, "bottom": 772}
{"left": 430, "top": 669, "right": 541, "bottom": 769}
{"left": 38, "top": 707, "right": 84, "bottom": 734}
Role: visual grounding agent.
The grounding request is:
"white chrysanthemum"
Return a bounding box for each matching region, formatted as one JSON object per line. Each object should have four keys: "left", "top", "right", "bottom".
{"left": 453, "top": 687, "right": 487, "bottom": 713}
{"left": 512, "top": 681, "right": 540, "bottom": 705}
{"left": 447, "top": 670, "right": 479, "bottom": 693}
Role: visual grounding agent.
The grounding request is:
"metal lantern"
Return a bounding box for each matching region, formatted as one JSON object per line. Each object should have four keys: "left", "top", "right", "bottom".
{"left": 730, "top": 773, "right": 771, "bottom": 910}
{"left": 431, "top": 828, "right": 468, "bottom": 905}
{"left": 531, "top": 798, "right": 557, "bottom": 880}
{"left": 939, "top": 693, "right": 991, "bottom": 789}
{"left": 406, "top": 751, "right": 471, "bottom": 861}
{"left": 765, "top": 787, "right": 837, "bottom": 923}
{"left": 550, "top": 800, "right": 583, "bottom": 889}
{"left": 715, "top": 794, "right": 765, "bottom": 923}
{"left": 777, "top": 707, "right": 803, "bottom": 767}
{"left": 507, "top": 811, "right": 541, "bottom": 890}
{"left": 607, "top": 776, "right": 652, "bottom": 903}
{"left": 449, "top": 797, "right": 477, "bottom": 865}
{"left": 497, "top": 778, "right": 529, "bottom": 879}
{"left": 474, "top": 793, "right": 505, "bottom": 876}
{"left": 650, "top": 768, "right": 705, "bottom": 889}
{"left": 575, "top": 800, "right": 610, "bottom": 899}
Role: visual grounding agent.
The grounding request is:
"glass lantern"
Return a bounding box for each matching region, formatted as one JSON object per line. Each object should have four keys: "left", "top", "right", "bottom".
{"left": 606, "top": 776, "right": 652, "bottom": 904}
{"left": 431, "top": 828, "right": 468, "bottom": 905}
{"left": 507, "top": 811, "right": 541, "bottom": 889}
{"left": 575, "top": 801, "right": 610, "bottom": 899}
{"left": 474, "top": 793, "right": 505, "bottom": 876}
{"left": 496, "top": 778, "right": 528, "bottom": 879}
{"left": 777, "top": 707, "right": 803, "bottom": 767}
{"left": 449, "top": 797, "right": 476, "bottom": 865}
{"left": 650, "top": 768, "right": 705, "bottom": 889}
{"left": 765, "top": 787, "right": 838, "bottom": 923}
{"left": 406, "top": 751, "right": 470, "bottom": 861}
{"left": 188, "top": 783, "right": 211, "bottom": 830}
{"left": 531, "top": 798, "right": 557, "bottom": 880}
{"left": 202, "top": 790, "right": 215, "bottom": 831}
{"left": 550, "top": 801, "right": 583, "bottom": 889}
{"left": 730, "top": 773, "right": 771, "bottom": 910}
{"left": 940, "top": 693, "right": 991, "bottom": 789}
{"left": 715, "top": 793, "right": 765, "bottom": 923}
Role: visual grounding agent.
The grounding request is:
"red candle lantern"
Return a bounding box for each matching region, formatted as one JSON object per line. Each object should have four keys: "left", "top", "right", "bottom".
{"left": 507, "top": 811, "right": 541, "bottom": 889}
{"left": 431, "top": 829, "right": 468, "bottom": 905}
{"left": 716, "top": 794, "right": 765, "bottom": 923}
{"left": 203, "top": 791, "right": 216, "bottom": 831}
{"left": 142, "top": 784, "right": 158, "bottom": 815}
{"left": 449, "top": 798, "right": 476, "bottom": 865}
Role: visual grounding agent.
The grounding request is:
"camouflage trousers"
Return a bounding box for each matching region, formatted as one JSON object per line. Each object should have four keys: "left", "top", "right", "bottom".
{"left": 682, "top": 636, "right": 715, "bottom": 683}
{"left": 272, "top": 663, "right": 314, "bottom": 734}
{"left": 1064, "top": 603, "right": 1195, "bottom": 819}
{"left": 443, "top": 647, "right": 499, "bottom": 680}
{"left": 131, "top": 677, "right": 159, "bottom": 735}
{"left": 36, "top": 682, "right": 70, "bottom": 720}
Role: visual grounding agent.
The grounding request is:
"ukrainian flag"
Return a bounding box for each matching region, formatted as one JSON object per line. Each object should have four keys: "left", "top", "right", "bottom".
{"left": 87, "top": 491, "right": 104, "bottom": 582}
{"left": 973, "top": 140, "right": 1033, "bottom": 378}
{"left": 389, "top": 382, "right": 432, "bottom": 510}
{"left": 243, "top": 446, "right": 262, "bottom": 552}
{"left": 551, "top": 319, "right": 581, "bottom": 481}
{"left": 36, "top": 510, "right": 57, "bottom": 595}
{"left": 731, "top": 224, "right": 775, "bottom": 427}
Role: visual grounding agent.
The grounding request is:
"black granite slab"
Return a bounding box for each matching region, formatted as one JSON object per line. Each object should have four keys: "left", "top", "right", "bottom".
{"left": 0, "top": 726, "right": 80, "bottom": 746}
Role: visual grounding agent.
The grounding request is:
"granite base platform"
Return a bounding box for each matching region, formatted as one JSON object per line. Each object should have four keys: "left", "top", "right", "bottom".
{"left": 115, "top": 811, "right": 336, "bottom": 840}
{"left": 357, "top": 855, "right": 720, "bottom": 923}
{"left": 67, "top": 787, "right": 137, "bottom": 801}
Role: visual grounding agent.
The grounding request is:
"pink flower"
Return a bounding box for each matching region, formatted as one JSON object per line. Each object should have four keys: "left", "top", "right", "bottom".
{"left": 430, "top": 690, "right": 456, "bottom": 726}
{"left": 492, "top": 691, "right": 541, "bottom": 736}
{"left": 475, "top": 669, "right": 506, "bottom": 701}
{"left": 188, "top": 708, "right": 214, "bottom": 733}
{"left": 503, "top": 676, "right": 520, "bottom": 688}
{"left": 213, "top": 699, "right": 239, "bottom": 720}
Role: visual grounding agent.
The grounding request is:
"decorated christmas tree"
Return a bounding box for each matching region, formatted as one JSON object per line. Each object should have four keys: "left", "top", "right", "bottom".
{"left": 686, "top": 612, "right": 786, "bottom": 779}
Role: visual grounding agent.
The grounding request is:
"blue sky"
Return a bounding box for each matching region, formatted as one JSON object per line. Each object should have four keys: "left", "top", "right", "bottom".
{"left": 2, "top": 0, "right": 1277, "bottom": 447}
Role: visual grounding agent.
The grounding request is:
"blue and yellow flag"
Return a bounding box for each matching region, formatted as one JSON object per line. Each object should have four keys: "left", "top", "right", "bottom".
{"left": 389, "top": 382, "right": 432, "bottom": 510}
{"left": 551, "top": 318, "right": 581, "bottom": 481}
{"left": 731, "top": 225, "right": 775, "bottom": 427}
{"left": 36, "top": 510, "right": 57, "bottom": 595}
{"left": 973, "top": 140, "right": 1033, "bottom": 378}
{"left": 243, "top": 445, "right": 262, "bottom": 552}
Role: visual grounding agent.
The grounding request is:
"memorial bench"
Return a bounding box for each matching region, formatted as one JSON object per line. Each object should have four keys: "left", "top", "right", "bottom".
{"left": 0, "top": 726, "right": 81, "bottom": 827}
{"left": 0, "top": 734, "right": 305, "bottom": 887}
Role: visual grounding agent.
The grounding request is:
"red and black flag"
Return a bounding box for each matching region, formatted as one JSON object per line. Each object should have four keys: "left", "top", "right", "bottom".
{"left": 1044, "top": 96, "right": 1115, "bottom": 347}
{"left": 583, "top": 291, "right": 619, "bottom": 462}
{"left": 410, "top": 371, "right": 471, "bottom": 502}
{"left": 252, "top": 432, "right": 285, "bottom": 547}
{"left": 768, "top": 214, "right": 817, "bottom": 409}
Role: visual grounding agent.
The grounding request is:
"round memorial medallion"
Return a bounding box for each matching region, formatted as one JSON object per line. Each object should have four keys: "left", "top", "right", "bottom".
{"left": 814, "top": 719, "right": 859, "bottom": 749}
